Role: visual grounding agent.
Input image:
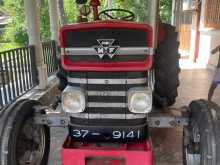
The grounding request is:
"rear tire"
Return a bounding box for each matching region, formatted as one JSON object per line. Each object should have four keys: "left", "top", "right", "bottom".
{"left": 153, "top": 24, "right": 180, "bottom": 108}
{"left": 0, "top": 100, "right": 50, "bottom": 165}
{"left": 183, "top": 99, "right": 220, "bottom": 165}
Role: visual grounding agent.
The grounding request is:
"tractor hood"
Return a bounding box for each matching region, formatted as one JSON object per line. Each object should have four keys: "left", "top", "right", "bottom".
{"left": 60, "top": 21, "right": 153, "bottom": 72}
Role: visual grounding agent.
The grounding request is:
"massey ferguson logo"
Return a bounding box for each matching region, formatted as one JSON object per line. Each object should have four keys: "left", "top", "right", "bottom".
{"left": 93, "top": 39, "right": 119, "bottom": 59}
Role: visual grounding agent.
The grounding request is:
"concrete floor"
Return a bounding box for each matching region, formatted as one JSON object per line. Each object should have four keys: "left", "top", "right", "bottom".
{"left": 49, "top": 69, "right": 220, "bottom": 165}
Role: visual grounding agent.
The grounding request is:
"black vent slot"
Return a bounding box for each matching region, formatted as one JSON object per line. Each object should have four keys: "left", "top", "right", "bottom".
{"left": 65, "top": 29, "right": 147, "bottom": 47}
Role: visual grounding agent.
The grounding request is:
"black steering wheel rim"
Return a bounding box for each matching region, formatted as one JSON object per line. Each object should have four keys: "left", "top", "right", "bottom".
{"left": 98, "top": 9, "right": 135, "bottom": 21}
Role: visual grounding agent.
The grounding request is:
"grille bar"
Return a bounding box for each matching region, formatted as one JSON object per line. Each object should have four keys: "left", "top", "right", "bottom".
{"left": 63, "top": 47, "right": 154, "bottom": 56}
{"left": 67, "top": 77, "right": 147, "bottom": 85}
{"left": 88, "top": 91, "right": 126, "bottom": 96}
{"left": 70, "top": 113, "right": 147, "bottom": 119}
{"left": 87, "top": 102, "right": 126, "bottom": 108}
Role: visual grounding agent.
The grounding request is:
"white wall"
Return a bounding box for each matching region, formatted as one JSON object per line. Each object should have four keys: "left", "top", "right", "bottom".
{"left": 194, "top": 0, "right": 220, "bottom": 68}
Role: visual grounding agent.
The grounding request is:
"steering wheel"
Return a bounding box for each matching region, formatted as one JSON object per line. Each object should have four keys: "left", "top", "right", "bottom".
{"left": 99, "top": 9, "right": 135, "bottom": 21}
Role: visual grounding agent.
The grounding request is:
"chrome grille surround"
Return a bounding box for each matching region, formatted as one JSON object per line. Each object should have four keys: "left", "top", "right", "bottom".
{"left": 67, "top": 72, "right": 149, "bottom": 120}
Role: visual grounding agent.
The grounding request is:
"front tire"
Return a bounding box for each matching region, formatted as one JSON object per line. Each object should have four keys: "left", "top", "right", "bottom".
{"left": 153, "top": 24, "right": 180, "bottom": 108}
{"left": 0, "top": 100, "right": 50, "bottom": 165}
{"left": 183, "top": 99, "right": 220, "bottom": 165}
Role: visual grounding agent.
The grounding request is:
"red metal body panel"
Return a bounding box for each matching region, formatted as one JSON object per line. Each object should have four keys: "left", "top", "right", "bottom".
{"left": 60, "top": 21, "right": 153, "bottom": 72}
{"left": 61, "top": 55, "right": 152, "bottom": 72}
{"left": 61, "top": 137, "right": 153, "bottom": 165}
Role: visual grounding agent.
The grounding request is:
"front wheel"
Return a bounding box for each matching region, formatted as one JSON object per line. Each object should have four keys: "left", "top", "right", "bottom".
{"left": 0, "top": 100, "right": 50, "bottom": 165}
{"left": 153, "top": 24, "right": 180, "bottom": 108}
{"left": 183, "top": 100, "right": 220, "bottom": 165}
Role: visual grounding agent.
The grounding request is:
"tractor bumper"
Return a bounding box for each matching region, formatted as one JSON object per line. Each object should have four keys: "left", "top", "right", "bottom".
{"left": 61, "top": 137, "right": 153, "bottom": 165}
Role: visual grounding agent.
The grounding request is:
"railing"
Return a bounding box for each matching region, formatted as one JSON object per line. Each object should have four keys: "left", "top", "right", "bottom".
{"left": 42, "top": 40, "right": 59, "bottom": 76}
{"left": 0, "top": 46, "right": 38, "bottom": 111}
{"left": 0, "top": 41, "right": 59, "bottom": 111}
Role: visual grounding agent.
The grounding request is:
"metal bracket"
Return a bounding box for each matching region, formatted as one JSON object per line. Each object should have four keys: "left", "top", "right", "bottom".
{"left": 34, "top": 106, "right": 189, "bottom": 128}
{"left": 34, "top": 105, "right": 69, "bottom": 127}
{"left": 148, "top": 116, "right": 188, "bottom": 128}
{"left": 148, "top": 108, "right": 189, "bottom": 128}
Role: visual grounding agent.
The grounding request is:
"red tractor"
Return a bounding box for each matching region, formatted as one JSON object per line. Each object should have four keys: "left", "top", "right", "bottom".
{"left": 1, "top": 0, "right": 220, "bottom": 165}
{"left": 58, "top": 0, "right": 179, "bottom": 147}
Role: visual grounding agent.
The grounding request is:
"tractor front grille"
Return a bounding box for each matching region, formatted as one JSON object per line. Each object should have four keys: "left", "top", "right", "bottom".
{"left": 65, "top": 29, "right": 147, "bottom": 47}
{"left": 68, "top": 71, "right": 148, "bottom": 125}
{"left": 64, "top": 28, "right": 148, "bottom": 63}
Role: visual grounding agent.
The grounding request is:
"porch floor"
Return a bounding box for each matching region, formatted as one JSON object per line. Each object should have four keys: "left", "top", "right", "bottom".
{"left": 49, "top": 69, "right": 220, "bottom": 165}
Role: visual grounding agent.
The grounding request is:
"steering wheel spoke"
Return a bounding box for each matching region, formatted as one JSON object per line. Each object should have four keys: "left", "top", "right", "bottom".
{"left": 123, "top": 15, "right": 133, "bottom": 20}
{"left": 104, "top": 12, "right": 115, "bottom": 19}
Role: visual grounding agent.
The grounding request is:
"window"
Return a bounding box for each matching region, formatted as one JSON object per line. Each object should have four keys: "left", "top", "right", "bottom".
{"left": 205, "top": 0, "right": 220, "bottom": 28}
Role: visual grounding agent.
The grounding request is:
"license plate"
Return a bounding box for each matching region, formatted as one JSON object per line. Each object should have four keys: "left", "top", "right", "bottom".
{"left": 69, "top": 124, "right": 147, "bottom": 142}
{"left": 71, "top": 129, "right": 141, "bottom": 140}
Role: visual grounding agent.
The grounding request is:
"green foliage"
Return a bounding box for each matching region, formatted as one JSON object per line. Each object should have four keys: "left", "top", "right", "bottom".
{"left": 3, "top": 0, "right": 28, "bottom": 45}
{"left": 64, "top": 0, "right": 77, "bottom": 24}
{"left": 0, "top": 42, "right": 19, "bottom": 52}
{"left": 2, "top": 0, "right": 51, "bottom": 47}
{"left": 39, "top": 0, "right": 51, "bottom": 41}
{"left": 124, "top": 0, "right": 149, "bottom": 23}
{"left": 90, "top": 0, "right": 171, "bottom": 24}
{"left": 160, "top": 0, "right": 172, "bottom": 23}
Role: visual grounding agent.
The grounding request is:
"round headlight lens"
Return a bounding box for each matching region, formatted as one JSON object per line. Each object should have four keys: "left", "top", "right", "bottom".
{"left": 128, "top": 87, "right": 152, "bottom": 113}
{"left": 62, "top": 86, "right": 85, "bottom": 113}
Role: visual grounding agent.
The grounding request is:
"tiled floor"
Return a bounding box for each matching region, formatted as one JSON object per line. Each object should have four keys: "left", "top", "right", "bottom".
{"left": 49, "top": 69, "right": 220, "bottom": 165}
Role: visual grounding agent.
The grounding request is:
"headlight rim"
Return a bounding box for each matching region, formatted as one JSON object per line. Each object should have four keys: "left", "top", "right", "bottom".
{"left": 127, "top": 87, "right": 152, "bottom": 114}
{"left": 62, "top": 86, "right": 86, "bottom": 114}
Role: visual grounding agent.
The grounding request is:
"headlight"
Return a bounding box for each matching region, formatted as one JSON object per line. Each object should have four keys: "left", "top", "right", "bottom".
{"left": 128, "top": 87, "right": 152, "bottom": 113}
{"left": 62, "top": 86, "right": 85, "bottom": 113}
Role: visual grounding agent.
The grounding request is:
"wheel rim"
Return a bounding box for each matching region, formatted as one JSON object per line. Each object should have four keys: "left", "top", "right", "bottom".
{"left": 16, "top": 118, "right": 46, "bottom": 165}
{"left": 184, "top": 126, "right": 201, "bottom": 165}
